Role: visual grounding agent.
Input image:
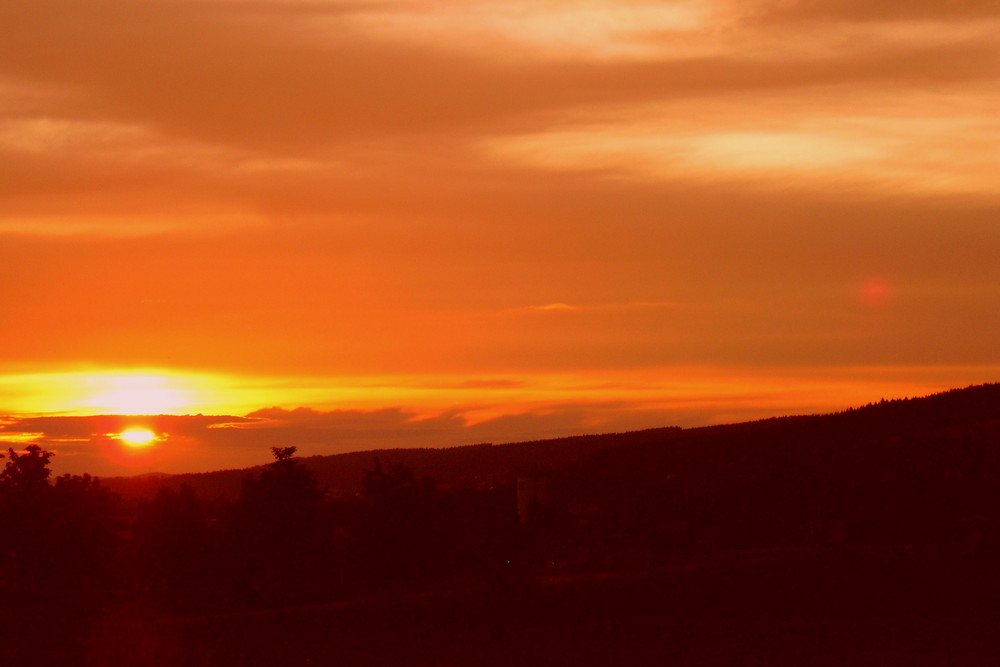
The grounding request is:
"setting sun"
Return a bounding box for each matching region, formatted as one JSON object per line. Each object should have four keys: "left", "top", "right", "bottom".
{"left": 119, "top": 429, "right": 156, "bottom": 447}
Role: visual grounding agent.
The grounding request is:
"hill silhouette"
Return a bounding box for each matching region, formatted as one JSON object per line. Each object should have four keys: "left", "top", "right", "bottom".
{"left": 8, "top": 383, "right": 1000, "bottom": 665}
{"left": 104, "top": 382, "right": 1000, "bottom": 503}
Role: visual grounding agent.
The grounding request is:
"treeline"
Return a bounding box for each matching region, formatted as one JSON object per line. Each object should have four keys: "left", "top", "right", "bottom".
{"left": 0, "top": 444, "right": 531, "bottom": 621}
{"left": 3, "top": 384, "right": 1000, "bottom": 627}
{"left": 551, "top": 384, "right": 1000, "bottom": 565}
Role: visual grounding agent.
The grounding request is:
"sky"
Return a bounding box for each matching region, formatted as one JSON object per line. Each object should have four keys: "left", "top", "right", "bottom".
{"left": 1, "top": 0, "right": 998, "bottom": 476}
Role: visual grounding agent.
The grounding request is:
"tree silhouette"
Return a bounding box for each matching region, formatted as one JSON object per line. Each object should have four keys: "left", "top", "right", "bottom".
{"left": 363, "top": 456, "right": 420, "bottom": 508}
{"left": 0, "top": 445, "right": 56, "bottom": 597}
{"left": 239, "top": 447, "right": 325, "bottom": 533}
{"left": 49, "top": 472, "right": 118, "bottom": 602}
{"left": 227, "top": 447, "right": 326, "bottom": 606}
{"left": 1, "top": 444, "right": 52, "bottom": 490}
{"left": 359, "top": 457, "right": 441, "bottom": 580}
{"left": 0, "top": 445, "right": 117, "bottom": 604}
{"left": 133, "top": 484, "right": 212, "bottom": 611}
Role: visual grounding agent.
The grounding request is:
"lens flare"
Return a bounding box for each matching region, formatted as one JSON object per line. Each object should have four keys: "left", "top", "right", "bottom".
{"left": 860, "top": 277, "right": 892, "bottom": 307}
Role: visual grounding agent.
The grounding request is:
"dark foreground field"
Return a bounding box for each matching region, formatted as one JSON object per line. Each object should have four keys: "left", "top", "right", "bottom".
{"left": 16, "top": 546, "right": 999, "bottom": 666}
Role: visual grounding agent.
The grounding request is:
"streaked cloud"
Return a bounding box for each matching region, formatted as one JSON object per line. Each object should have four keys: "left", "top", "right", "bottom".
{"left": 763, "top": 0, "right": 1000, "bottom": 22}
{"left": 529, "top": 303, "right": 580, "bottom": 312}
{"left": 525, "top": 301, "right": 689, "bottom": 314}
{"left": 346, "top": 0, "right": 720, "bottom": 61}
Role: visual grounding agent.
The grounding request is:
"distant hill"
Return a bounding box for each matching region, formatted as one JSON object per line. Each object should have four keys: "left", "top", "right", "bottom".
{"left": 102, "top": 426, "right": 685, "bottom": 501}
{"left": 102, "top": 383, "right": 1000, "bottom": 503}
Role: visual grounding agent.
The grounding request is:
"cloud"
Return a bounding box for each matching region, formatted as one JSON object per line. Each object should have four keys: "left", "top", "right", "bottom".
{"left": 4, "top": 0, "right": 992, "bottom": 158}
{"left": 0, "top": 402, "right": 729, "bottom": 476}
{"left": 763, "top": 0, "right": 1000, "bottom": 22}
{"left": 529, "top": 303, "right": 579, "bottom": 312}
{"left": 484, "top": 84, "right": 1000, "bottom": 195}
{"left": 524, "top": 301, "right": 690, "bottom": 314}
{"left": 452, "top": 379, "right": 527, "bottom": 390}
{"left": 2, "top": 0, "right": 995, "bottom": 240}
{"left": 0, "top": 414, "right": 253, "bottom": 440}
{"left": 346, "top": 0, "right": 721, "bottom": 61}
{"left": 1, "top": 0, "right": 546, "bottom": 151}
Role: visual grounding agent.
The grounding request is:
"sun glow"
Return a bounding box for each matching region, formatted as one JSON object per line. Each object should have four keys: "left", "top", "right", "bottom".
{"left": 119, "top": 428, "right": 156, "bottom": 447}
{"left": 86, "top": 374, "right": 193, "bottom": 415}
{"left": 0, "top": 369, "right": 223, "bottom": 416}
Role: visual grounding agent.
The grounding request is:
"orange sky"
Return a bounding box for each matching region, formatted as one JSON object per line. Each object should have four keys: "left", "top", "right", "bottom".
{"left": 1, "top": 0, "right": 998, "bottom": 476}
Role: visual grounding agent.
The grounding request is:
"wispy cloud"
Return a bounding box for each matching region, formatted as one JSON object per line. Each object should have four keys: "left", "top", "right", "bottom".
{"left": 484, "top": 85, "right": 1000, "bottom": 195}
{"left": 524, "top": 301, "right": 690, "bottom": 314}
{"left": 529, "top": 303, "right": 579, "bottom": 312}
{"left": 346, "top": 0, "right": 721, "bottom": 61}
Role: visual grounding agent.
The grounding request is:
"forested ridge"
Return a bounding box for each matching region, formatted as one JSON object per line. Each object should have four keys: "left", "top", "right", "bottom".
{"left": 4, "top": 383, "right": 1000, "bottom": 665}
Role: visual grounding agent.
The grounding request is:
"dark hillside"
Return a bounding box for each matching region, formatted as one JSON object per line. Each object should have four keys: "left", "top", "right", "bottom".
{"left": 104, "top": 427, "right": 686, "bottom": 500}
{"left": 554, "top": 383, "right": 1000, "bottom": 556}
{"left": 104, "top": 383, "right": 1000, "bottom": 504}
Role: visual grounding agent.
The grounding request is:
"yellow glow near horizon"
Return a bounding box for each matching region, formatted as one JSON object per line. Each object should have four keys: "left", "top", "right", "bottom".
{"left": 0, "top": 368, "right": 415, "bottom": 417}
{"left": 87, "top": 375, "right": 191, "bottom": 415}
{"left": 0, "top": 370, "right": 217, "bottom": 416}
{"left": 1, "top": 366, "right": 997, "bottom": 432}
{"left": 119, "top": 428, "right": 156, "bottom": 447}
